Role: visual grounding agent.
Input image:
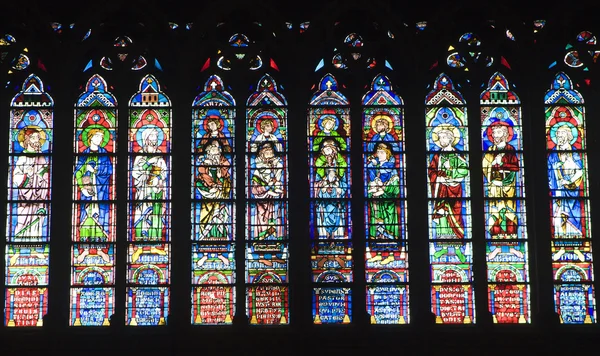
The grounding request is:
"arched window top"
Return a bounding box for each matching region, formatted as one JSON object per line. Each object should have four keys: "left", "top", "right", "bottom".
{"left": 92, "top": 35, "right": 154, "bottom": 72}
{"left": 105, "top": 36, "right": 137, "bottom": 70}
{"left": 192, "top": 75, "right": 235, "bottom": 107}
{"left": 0, "top": 33, "right": 16, "bottom": 46}
{"left": 129, "top": 74, "right": 170, "bottom": 106}
{"left": 12, "top": 54, "right": 31, "bottom": 71}
{"left": 311, "top": 73, "right": 348, "bottom": 105}
{"left": 11, "top": 74, "right": 53, "bottom": 107}
{"left": 459, "top": 32, "right": 481, "bottom": 46}
{"left": 2, "top": 34, "right": 31, "bottom": 72}
{"left": 545, "top": 72, "right": 583, "bottom": 104}
{"left": 318, "top": 73, "right": 339, "bottom": 91}
{"left": 344, "top": 33, "right": 364, "bottom": 47}
{"left": 229, "top": 33, "right": 250, "bottom": 47}
{"left": 362, "top": 74, "right": 402, "bottom": 105}
{"left": 247, "top": 74, "right": 287, "bottom": 106}
{"left": 425, "top": 73, "right": 465, "bottom": 106}
{"left": 480, "top": 72, "right": 520, "bottom": 104}
{"left": 577, "top": 30, "right": 596, "bottom": 44}
{"left": 447, "top": 32, "right": 493, "bottom": 70}
{"left": 76, "top": 74, "right": 117, "bottom": 107}
{"left": 564, "top": 31, "right": 599, "bottom": 69}
{"left": 114, "top": 36, "right": 133, "bottom": 47}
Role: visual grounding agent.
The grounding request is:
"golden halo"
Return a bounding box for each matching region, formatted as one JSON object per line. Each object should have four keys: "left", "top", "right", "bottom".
{"left": 17, "top": 125, "right": 46, "bottom": 150}
{"left": 370, "top": 114, "right": 394, "bottom": 133}
{"left": 431, "top": 124, "right": 460, "bottom": 147}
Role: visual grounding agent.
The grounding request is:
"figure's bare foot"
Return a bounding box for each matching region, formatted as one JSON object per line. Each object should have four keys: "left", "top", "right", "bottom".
{"left": 77, "top": 250, "right": 89, "bottom": 263}
{"left": 218, "top": 255, "right": 230, "bottom": 265}
{"left": 197, "top": 255, "right": 208, "bottom": 267}
{"left": 509, "top": 248, "right": 524, "bottom": 259}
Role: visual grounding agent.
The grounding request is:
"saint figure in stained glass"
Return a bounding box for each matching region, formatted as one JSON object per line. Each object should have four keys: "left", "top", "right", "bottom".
{"left": 131, "top": 122, "right": 169, "bottom": 240}
{"left": 197, "top": 114, "right": 232, "bottom": 153}
{"left": 6, "top": 74, "right": 53, "bottom": 327}
{"left": 249, "top": 117, "right": 284, "bottom": 153}
{"left": 312, "top": 113, "right": 347, "bottom": 152}
{"left": 249, "top": 142, "right": 285, "bottom": 240}
{"left": 12, "top": 126, "right": 50, "bottom": 239}
{"left": 548, "top": 119, "right": 585, "bottom": 240}
{"left": 366, "top": 142, "right": 400, "bottom": 239}
{"left": 482, "top": 121, "right": 520, "bottom": 243}
{"left": 366, "top": 114, "right": 400, "bottom": 152}
{"left": 74, "top": 126, "right": 113, "bottom": 246}
{"left": 192, "top": 75, "right": 236, "bottom": 325}
{"left": 428, "top": 123, "right": 468, "bottom": 243}
{"left": 195, "top": 139, "right": 232, "bottom": 240}
{"left": 314, "top": 139, "right": 348, "bottom": 239}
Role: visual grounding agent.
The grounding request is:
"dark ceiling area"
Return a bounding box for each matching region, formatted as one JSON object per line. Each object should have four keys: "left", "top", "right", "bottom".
{"left": 2, "top": 0, "right": 595, "bottom": 28}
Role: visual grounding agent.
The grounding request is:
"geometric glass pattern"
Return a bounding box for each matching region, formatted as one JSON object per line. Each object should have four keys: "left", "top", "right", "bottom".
{"left": 481, "top": 72, "right": 531, "bottom": 323}
{"left": 245, "top": 74, "right": 289, "bottom": 324}
{"left": 191, "top": 75, "right": 236, "bottom": 325}
{"left": 544, "top": 72, "right": 596, "bottom": 324}
{"left": 425, "top": 73, "right": 475, "bottom": 324}
{"left": 308, "top": 73, "right": 352, "bottom": 324}
{"left": 126, "top": 75, "right": 171, "bottom": 326}
{"left": 362, "top": 74, "right": 409, "bottom": 324}
{"left": 71, "top": 74, "right": 117, "bottom": 326}
{"left": 5, "top": 74, "right": 53, "bottom": 327}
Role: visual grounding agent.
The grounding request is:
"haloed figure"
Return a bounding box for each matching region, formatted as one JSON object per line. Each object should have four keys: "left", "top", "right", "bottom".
{"left": 548, "top": 123, "right": 586, "bottom": 261}
{"left": 428, "top": 125, "right": 468, "bottom": 262}
{"left": 74, "top": 128, "right": 113, "bottom": 262}
{"left": 195, "top": 140, "right": 232, "bottom": 240}
{"left": 132, "top": 127, "right": 168, "bottom": 241}
{"left": 367, "top": 143, "right": 400, "bottom": 239}
{"left": 315, "top": 139, "right": 348, "bottom": 239}
{"left": 483, "top": 123, "right": 523, "bottom": 259}
{"left": 13, "top": 126, "right": 50, "bottom": 239}
{"left": 250, "top": 118, "right": 283, "bottom": 153}
{"left": 250, "top": 143, "right": 284, "bottom": 240}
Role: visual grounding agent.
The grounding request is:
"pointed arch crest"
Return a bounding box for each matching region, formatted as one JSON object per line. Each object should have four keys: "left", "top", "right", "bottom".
{"left": 481, "top": 72, "right": 520, "bottom": 104}
{"left": 544, "top": 72, "right": 584, "bottom": 104}
{"left": 362, "top": 74, "right": 402, "bottom": 105}
{"left": 425, "top": 73, "right": 465, "bottom": 106}
{"left": 193, "top": 75, "right": 235, "bottom": 107}
{"left": 77, "top": 74, "right": 117, "bottom": 107}
{"left": 247, "top": 74, "right": 287, "bottom": 106}
{"left": 130, "top": 74, "right": 170, "bottom": 106}
{"left": 11, "top": 74, "right": 54, "bottom": 106}
{"left": 311, "top": 73, "right": 349, "bottom": 105}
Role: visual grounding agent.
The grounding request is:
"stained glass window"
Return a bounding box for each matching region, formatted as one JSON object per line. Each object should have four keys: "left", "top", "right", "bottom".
{"left": 563, "top": 31, "right": 599, "bottom": 71}
{"left": 5, "top": 74, "right": 53, "bottom": 327}
{"left": 0, "top": 34, "right": 17, "bottom": 65}
{"left": 71, "top": 75, "right": 117, "bottom": 326}
{"left": 191, "top": 75, "right": 236, "bottom": 325}
{"left": 309, "top": 73, "right": 352, "bottom": 324}
{"left": 544, "top": 72, "right": 596, "bottom": 324}
{"left": 362, "top": 74, "right": 408, "bottom": 324}
{"left": 425, "top": 73, "right": 475, "bottom": 324}
{"left": 481, "top": 72, "right": 530, "bottom": 323}
{"left": 127, "top": 75, "right": 171, "bottom": 326}
{"left": 246, "top": 74, "right": 289, "bottom": 325}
